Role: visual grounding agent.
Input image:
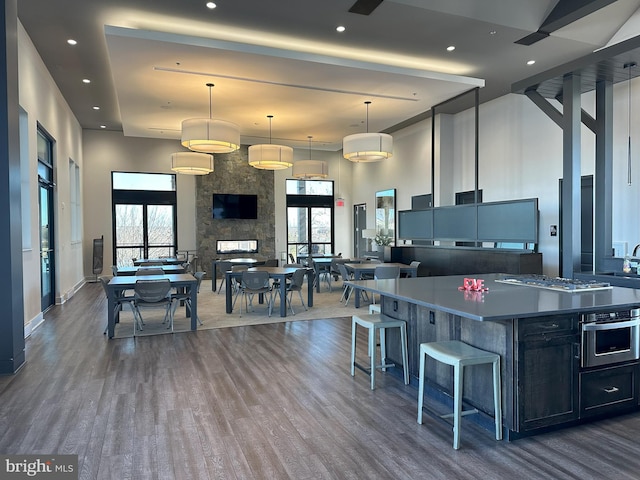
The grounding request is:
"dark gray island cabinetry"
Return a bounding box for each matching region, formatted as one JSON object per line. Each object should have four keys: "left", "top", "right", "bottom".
{"left": 347, "top": 274, "right": 640, "bottom": 439}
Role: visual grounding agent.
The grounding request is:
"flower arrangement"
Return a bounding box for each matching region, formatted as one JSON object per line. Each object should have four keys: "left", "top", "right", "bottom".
{"left": 374, "top": 233, "right": 393, "bottom": 246}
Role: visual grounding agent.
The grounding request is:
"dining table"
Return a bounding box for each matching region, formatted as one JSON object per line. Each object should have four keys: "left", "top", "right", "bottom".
{"left": 211, "top": 257, "right": 265, "bottom": 291}
{"left": 344, "top": 262, "right": 419, "bottom": 308}
{"left": 105, "top": 273, "right": 198, "bottom": 338}
{"left": 115, "top": 264, "right": 185, "bottom": 276}
{"left": 225, "top": 266, "right": 314, "bottom": 317}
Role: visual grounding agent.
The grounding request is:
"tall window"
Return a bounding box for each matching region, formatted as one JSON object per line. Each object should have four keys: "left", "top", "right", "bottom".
{"left": 112, "top": 172, "right": 177, "bottom": 266}
{"left": 286, "top": 179, "right": 334, "bottom": 259}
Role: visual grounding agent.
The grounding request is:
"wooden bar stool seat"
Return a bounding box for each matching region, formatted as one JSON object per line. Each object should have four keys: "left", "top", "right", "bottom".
{"left": 417, "top": 340, "right": 502, "bottom": 449}
{"left": 351, "top": 313, "right": 409, "bottom": 390}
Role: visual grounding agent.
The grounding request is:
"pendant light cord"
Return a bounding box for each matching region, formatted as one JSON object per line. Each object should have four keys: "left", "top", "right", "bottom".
{"left": 629, "top": 65, "right": 632, "bottom": 185}
{"left": 267, "top": 115, "right": 273, "bottom": 144}
{"left": 364, "top": 101, "right": 371, "bottom": 133}
{"left": 206, "top": 83, "right": 214, "bottom": 119}
{"left": 626, "top": 64, "right": 636, "bottom": 186}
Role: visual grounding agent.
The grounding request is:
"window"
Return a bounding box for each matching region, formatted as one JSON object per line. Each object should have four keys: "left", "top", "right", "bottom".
{"left": 112, "top": 172, "right": 177, "bottom": 266}
{"left": 286, "top": 179, "right": 335, "bottom": 259}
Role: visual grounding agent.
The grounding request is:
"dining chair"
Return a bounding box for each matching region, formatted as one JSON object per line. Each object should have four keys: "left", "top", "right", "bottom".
{"left": 98, "top": 275, "right": 135, "bottom": 334}
{"left": 337, "top": 263, "right": 355, "bottom": 305}
{"left": 264, "top": 258, "right": 279, "bottom": 267}
{"left": 171, "top": 271, "right": 205, "bottom": 325}
{"left": 400, "top": 260, "right": 421, "bottom": 277}
{"left": 371, "top": 264, "right": 401, "bottom": 304}
{"left": 135, "top": 267, "right": 164, "bottom": 276}
{"left": 132, "top": 278, "right": 174, "bottom": 334}
{"left": 231, "top": 265, "right": 249, "bottom": 308}
{"left": 279, "top": 268, "right": 308, "bottom": 315}
{"left": 216, "top": 261, "right": 233, "bottom": 294}
{"left": 239, "top": 270, "right": 273, "bottom": 317}
{"left": 309, "top": 258, "right": 332, "bottom": 292}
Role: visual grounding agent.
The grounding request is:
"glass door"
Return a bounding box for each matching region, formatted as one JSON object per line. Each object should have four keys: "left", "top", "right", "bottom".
{"left": 39, "top": 178, "right": 55, "bottom": 311}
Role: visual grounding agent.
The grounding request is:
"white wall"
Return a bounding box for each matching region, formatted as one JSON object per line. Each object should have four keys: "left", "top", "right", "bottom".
{"left": 18, "top": 22, "right": 84, "bottom": 332}
{"left": 348, "top": 86, "right": 640, "bottom": 277}
{"left": 82, "top": 130, "right": 197, "bottom": 273}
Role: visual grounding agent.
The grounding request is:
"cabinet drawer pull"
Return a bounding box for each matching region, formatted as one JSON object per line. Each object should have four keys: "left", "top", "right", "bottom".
{"left": 603, "top": 386, "right": 619, "bottom": 394}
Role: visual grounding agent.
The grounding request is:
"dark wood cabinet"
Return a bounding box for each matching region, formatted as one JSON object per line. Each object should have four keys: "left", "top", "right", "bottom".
{"left": 580, "top": 364, "right": 638, "bottom": 417}
{"left": 515, "top": 315, "right": 580, "bottom": 432}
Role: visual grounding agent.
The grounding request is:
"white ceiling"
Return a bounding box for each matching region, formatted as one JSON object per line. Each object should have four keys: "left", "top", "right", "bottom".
{"left": 17, "top": 0, "right": 640, "bottom": 150}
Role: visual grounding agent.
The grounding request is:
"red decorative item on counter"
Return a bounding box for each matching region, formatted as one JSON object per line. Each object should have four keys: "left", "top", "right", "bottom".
{"left": 458, "top": 278, "right": 489, "bottom": 292}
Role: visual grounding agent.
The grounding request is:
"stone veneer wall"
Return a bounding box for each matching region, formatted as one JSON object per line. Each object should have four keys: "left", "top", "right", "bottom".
{"left": 195, "top": 146, "right": 275, "bottom": 276}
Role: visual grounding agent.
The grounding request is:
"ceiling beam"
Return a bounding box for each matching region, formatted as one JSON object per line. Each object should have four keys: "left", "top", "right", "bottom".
{"left": 515, "top": 0, "right": 617, "bottom": 46}
{"left": 349, "top": 0, "right": 384, "bottom": 15}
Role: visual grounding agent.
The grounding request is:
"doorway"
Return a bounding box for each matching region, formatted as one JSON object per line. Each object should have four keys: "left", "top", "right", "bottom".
{"left": 37, "top": 127, "right": 56, "bottom": 312}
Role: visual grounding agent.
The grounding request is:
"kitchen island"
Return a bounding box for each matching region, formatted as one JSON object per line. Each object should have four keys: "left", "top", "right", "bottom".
{"left": 347, "top": 273, "right": 640, "bottom": 439}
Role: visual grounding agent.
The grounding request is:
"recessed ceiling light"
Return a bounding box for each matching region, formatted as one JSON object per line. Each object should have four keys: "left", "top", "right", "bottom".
{"left": 446, "top": 45, "right": 455, "bottom": 52}
{"left": 336, "top": 25, "right": 346, "bottom": 33}
{"left": 82, "top": 78, "right": 90, "bottom": 84}
{"left": 92, "top": 106, "right": 100, "bottom": 110}
{"left": 67, "top": 39, "right": 77, "bottom": 46}
{"left": 206, "top": 2, "right": 216, "bottom": 8}
{"left": 100, "top": 125, "right": 106, "bottom": 129}
{"left": 527, "top": 60, "right": 536, "bottom": 65}
{"left": 489, "top": 30, "right": 497, "bottom": 35}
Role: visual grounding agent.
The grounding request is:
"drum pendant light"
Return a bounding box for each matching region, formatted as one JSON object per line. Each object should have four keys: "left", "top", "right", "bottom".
{"left": 248, "top": 115, "right": 293, "bottom": 170}
{"left": 343, "top": 101, "right": 393, "bottom": 162}
{"left": 181, "top": 83, "right": 240, "bottom": 154}
{"left": 170, "top": 152, "right": 214, "bottom": 175}
{"left": 292, "top": 136, "right": 329, "bottom": 179}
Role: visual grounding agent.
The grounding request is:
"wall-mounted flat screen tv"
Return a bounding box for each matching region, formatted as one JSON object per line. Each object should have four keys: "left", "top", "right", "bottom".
{"left": 212, "top": 194, "right": 258, "bottom": 219}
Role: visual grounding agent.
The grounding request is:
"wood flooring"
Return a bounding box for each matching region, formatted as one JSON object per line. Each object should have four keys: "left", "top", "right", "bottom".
{"left": 1, "top": 282, "right": 640, "bottom": 479}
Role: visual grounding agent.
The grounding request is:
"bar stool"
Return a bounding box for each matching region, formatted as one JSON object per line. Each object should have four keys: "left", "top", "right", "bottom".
{"left": 417, "top": 340, "right": 502, "bottom": 450}
{"left": 351, "top": 313, "right": 409, "bottom": 390}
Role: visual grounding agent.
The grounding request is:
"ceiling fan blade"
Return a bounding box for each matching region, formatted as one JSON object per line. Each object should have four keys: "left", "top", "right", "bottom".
{"left": 349, "top": 0, "right": 383, "bottom": 15}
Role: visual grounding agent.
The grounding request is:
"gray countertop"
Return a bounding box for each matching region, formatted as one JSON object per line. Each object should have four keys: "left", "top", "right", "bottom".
{"left": 346, "top": 273, "right": 640, "bottom": 321}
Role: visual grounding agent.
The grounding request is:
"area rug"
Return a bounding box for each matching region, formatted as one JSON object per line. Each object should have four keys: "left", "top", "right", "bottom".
{"left": 112, "top": 279, "right": 365, "bottom": 338}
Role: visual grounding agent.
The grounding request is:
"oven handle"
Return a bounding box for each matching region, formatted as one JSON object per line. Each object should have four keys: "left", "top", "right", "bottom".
{"left": 582, "top": 318, "right": 640, "bottom": 331}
